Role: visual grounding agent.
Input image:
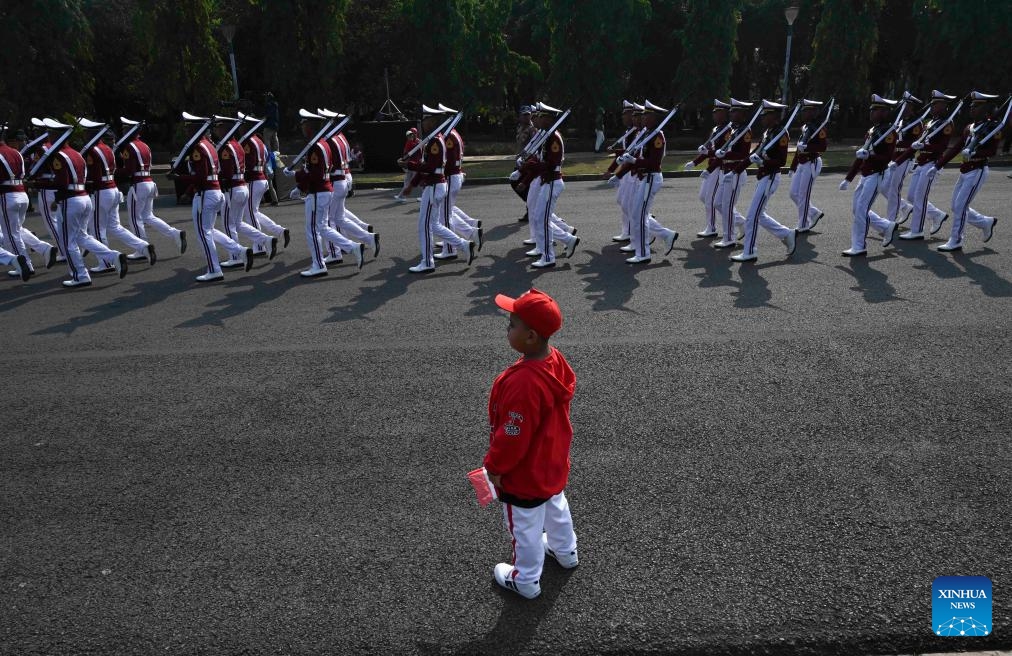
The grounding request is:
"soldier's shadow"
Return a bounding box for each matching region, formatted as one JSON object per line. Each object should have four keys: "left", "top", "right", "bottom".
{"left": 834, "top": 253, "right": 906, "bottom": 304}
{"left": 681, "top": 239, "right": 738, "bottom": 292}
{"left": 952, "top": 248, "right": 1012, "bottom": 297}
{"left": 176, "top": 261, "right": 308, "bottom": 328}
{"left": 892, "top": 239, "right": 965, "bottom": 280}
{"left": 324, "top": 257, "right": 471, "bottom": 323}
{"left": 465, "top": 247, "right": 535, "bottom": 317}
{"left": 573, "top": 245, "right": 645, "bottom": 313}
{"left": 32, "top": 267, "right": 195, "bottom": 335}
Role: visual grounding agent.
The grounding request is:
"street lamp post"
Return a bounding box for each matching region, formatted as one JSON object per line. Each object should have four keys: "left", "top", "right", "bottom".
{"left": 781, "top": 6, "right": 799, "bottom": 103}
{"left": 220, "top": 24, "right": 239, "bottom": 101}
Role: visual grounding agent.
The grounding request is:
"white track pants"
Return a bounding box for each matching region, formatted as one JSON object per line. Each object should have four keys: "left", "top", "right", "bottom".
{"left": 626, "top": 173, "right": 671, "bottom": 258}
{"left": 741, "top": 173, "right": 792, "bottom": 258}
{"left": 1, "top": 191, "right": 29, "bottom": 261}
{"left": 417, "top": 183, "right": 467, "bottom": 268}
{"left": 322, "top": 181, "right": 361, "bottom": 258}
{"left": 92, "top": 188, "right": 147, "bottom": 266}
{"left": 502, "top": 492, "right": 577, "bottom": 586}
{"left": 57, "top": 195, "right": 119, "bottom": 282}
{"left": 880, "top": 159, "right": 914, "bottom": 221}
{"left": 789, "top": 158, "right": 823, "bottom": 230}
{"left": 192, "top": 189, "right": 226, "bottom": 275}
{"left": 717, "top": 170, "right": 747, "bottom": 241}
{"left": 127, "top": 181, "right": 179, "bottom": 242}
{"left": 849, "top": 173, "right": 892, "bottom": 251}
{"left": 245, "top": 179, "right": 286, "bottom": 237}
{"left": 697, "top": 170, "right": 721, "bottom": 234}
{"left": 906, "top": 164, "right": 946, "bottom": 234}
{"left": 948, "top": 166, "right": 992, "bottom": 244}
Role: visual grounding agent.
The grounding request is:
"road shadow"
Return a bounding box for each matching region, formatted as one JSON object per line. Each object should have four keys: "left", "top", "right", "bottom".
{"left": 466, "top": 247, "right": 533, "bottom": 317}
{"left": 733, "top": 262, "right": 778, "bottom": 309}
{"left": 176, "top": 261, "right": 307, "bottom": 328}
{"left": 834, "top": 253, "right": 906, "bottom": 304}
{"left": 791, "top": 231, "right": 821, "bottom": 265}
{"left": 952, "top": 248, "right": 1012, "bottom": 298}
{"left": 32, "top": 267, "right": 195, "bottom": 335}
{"left": 573, "top": 245, "right": 674, "bottom": 313}
{"left": 681, "top": 239, "right": 739, "bottom": 292}
{"left": 891, "top": 238, "right": 964, "bottom": 280}
{"left": 324, "top": 257, "right": 472, "bottom": 323}
{"left": 416, "top": 568, "right": 575, "bottom": 656}
{"left": 0, "top": 282, "right": 78, "bottom": 314}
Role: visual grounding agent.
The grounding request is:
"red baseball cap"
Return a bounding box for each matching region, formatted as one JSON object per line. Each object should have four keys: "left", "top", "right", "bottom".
{"left": 495, "top": 288, "right": 563, "bottom": 338}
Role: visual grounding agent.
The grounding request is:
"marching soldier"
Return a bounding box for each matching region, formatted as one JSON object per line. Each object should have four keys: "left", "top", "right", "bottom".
{"left": 932, "top": 91, "right": 1003, "bottom": 252}
{"left": 788, "top": 99, "right": 828, "bottom": 233}
{"left": 612, "top": 100, "right": 677, "bottom": 264}
{"left": 32, "top": 119, "right": 127, "bottom": 287}
{"left": 684, "top": 99, "right": 731, "bottom": 238}
{"left": 713, "top": 99, "right": 754, "bottom": 249}
{"left": 282, "top": 109, "right": 363, "bottom": 278}
{"left": 437, "top": 103, "right": 483, "bottom": 260}
{"left": 606, "top": 100, "right": 637, "bottom": 242}
{"left": 838, "top": 95, "right": 899, "bottom": 257}
{"left": 897, "top": 90, "right": 956, "bottom": 240}
{"left": 27, "top": 119, "right": 65, "bottom": 262}
{"left": 512, "top": 105, "right": 537, "bottom": 223}
{"left": 732, "top": 100, "right": 797, "bottom": 262}
{"left": 319, "top": 109, "right": 374, "bottom": 266}
{"left": 398, "top": 105, "right": 474, "bottom": 273}
{"left": 80, "top": 119, "right": 154, "bottom": 273}
{"left": 169, "top": 112, "right": 251, "bottom": 282}
{"left": 211, "top": 115, "right": 276, "bottom": 267}
{"left": 0, "top": 124, "right": 35, "bottom": 280}
{"left": 880, "top": 92, "right": 922, "bottom": 225}
{"left": 240, "top": 117, "right": 289, "bottom": 251}
{"left": 116, "top": 117, "right": 186, "bottom": 258}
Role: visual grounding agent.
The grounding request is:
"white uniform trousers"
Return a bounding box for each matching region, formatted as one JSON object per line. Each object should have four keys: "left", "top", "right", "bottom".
{"left": 0, "top": 243, "right": 19, "bottom": 268}
{"left": 37, "top": 190, "right": 61, "bottom": 246}
{"left": 697, "top": 169, "right": 721, "bottom": 234}
{"left": 92, "top": 188, "right": 148, "bottom": 267}
{"left": 1, "top": 191, "right": 29, "bottom": 262}
{"left": 417, "top": 183, "right": 468, "bottom": 268}
{"left": 18, "top": 225, "right": 51, "bottom": 267}
{"left": 849, "top": 173, "right": 893, "bottom": 252}
{"left": 127, "top": 181, "right": 179, "bottom": 244}
{"left": 905, "top": 164, "right": 946, "bottom": 234}
{"left": 305, "top": 191, "right": 355, "bottom": 269}
{"left": 219, "top": 185, "right": 270, "bottom": 258}
{"left": 192, "top": 189, "right": 226, "bottom": 274}
{"left": 57, "top": 195, "right": 119, "bottom": 283}
{"left": 627, "top": 173, "right": 672, "bottom": 258}
{"left": 440, "top": 173, "right": 479, "bottom": 255}
{"left": 717, "top": 170, "right": 747, "bottom": 242}
{"left": 244, "top": 179, "right": 286, "bottom": 237}
{"left": 880, "top": 159, "right": 914, "bottom": 221}
{"left": 532, "top": 179, "right": 569, "bottom": 262}
{"left": 321, "top": 180, "right": 363, "bottom": 258}
{"left": 343, "top": 208, "right": 371, "bottom": 233}
{"left": 789, "top": 158, "right": 823, "bottom": 230}
{"left": 741, "top": 173, "right": 792, "bottom": 258}
{"left": 501, "top": 492, "right": 577, "bottom": 586}
{"left": 948, "top": 166, "right": 993, "bottom": 245}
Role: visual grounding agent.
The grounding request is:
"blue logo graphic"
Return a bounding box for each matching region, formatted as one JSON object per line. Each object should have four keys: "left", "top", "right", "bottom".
{"left": 932, "top": 576, "right": 992, "bottom": 636}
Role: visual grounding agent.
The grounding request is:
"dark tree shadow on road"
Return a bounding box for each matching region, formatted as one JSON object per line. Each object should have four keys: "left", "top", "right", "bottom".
{"left": 834, "top": 253, "right": 906, "bottom": 304}
{"left": 324, "top": 257, "right": 473, "bottom": 323}
{"left": 415, "top": 568, "right": 575, "bottom": 656}
{"left": 32, "top": 267, "right": 195, "bottom": 335}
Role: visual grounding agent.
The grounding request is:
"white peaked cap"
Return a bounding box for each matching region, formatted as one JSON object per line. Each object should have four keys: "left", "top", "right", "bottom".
{"left": 801, "top": 98, "right": 823, "bottom": 107}
{"left": 78, "top": 117, "right": 106, "bottom": 129}
{"left": 870, "top": 94, "right": 898, "bottom": 108}
{"left": 536, "top": 102, "right": 562, "bottom": 114}
{"left": 437, "top": 103, "right": 458, "bottom": 113}
{"left": 644, "top": 100, "right": 668, "bottom": 113}
{"left": 298, "top": 108, "right": 325, "bottom": 120}
{"left": 622, "top": 99, "right": 637, "bottom": 111}
{"left": 713, "top": 99, "right": 732, "bottom": 109}
{"left": 31, "top": 117, "right": 46, "bottom": 127}
{"left": 760, "top": 99, "right": 787, "bottom": 112}
{"left": 970, "top": 91, "right": 999, "bottom": 104}
{"left": 930, "top": 90, "right": 957, "bottom": 102}
{"left": 730, "top": 98, "right": 753, "bottom": 108}
{"left": 43, "top": 118, "right": 73, "bottom": 129}
{"left": 120, "top": 116, "right": 141, "bottom": 126}
{"left": 212, "top": 114, "right": 240, "bottom": 123}
{"left": 421, "top": 104, "right": 445, "bottom": 116}
{"left": 182, "top": 111, "right": 210, "bottom": 122}
{"left": 902, "top": 91, "right": 923, "bottom": 103}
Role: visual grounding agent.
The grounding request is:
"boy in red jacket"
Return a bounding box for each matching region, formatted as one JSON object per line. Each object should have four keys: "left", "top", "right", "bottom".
{"left": 485, "top": 288, "right": 579, "bottom": 599}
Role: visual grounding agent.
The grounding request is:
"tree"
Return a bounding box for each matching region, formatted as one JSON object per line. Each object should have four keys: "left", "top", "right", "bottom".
{"left": 808, "top": 0, "right": 884, "bottom": 114}
{"left": 674, "top": 0, "right": 742, "bottom": 119}
{"left": 0, "top": 0, "right": 94, "bottom": 124}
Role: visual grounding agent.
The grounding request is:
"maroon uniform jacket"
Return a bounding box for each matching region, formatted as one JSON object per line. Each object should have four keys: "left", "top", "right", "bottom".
{"left": 891, "top": 118, "right": 923, "bottom": 164}
{"left": 521, "top": 130, "right": 563, "bottom": 184}
{"left": 116, "top": 137, "right": 154, "bottom": 185}
{"left": 755, "top": 127, "right": 789, "bottom": 180}
{"left": 0, "top": 143, "right": 27, "bottom": 193}
{"left": 720, "top": 123, "right": 752, "bottom": 174}
{"left": 37, "top": 145, "right": 89, "bottom": 201}
{"left": 903, "top": 117, "right": 956, "bottom": 167}
{"left": 325, "top": 134, "right": 349, "bottom": 182}
{"left": 175, "top": 137, "right": 221, "bottom": 192}
{"left": 630, "top": 129, "right": 665, "bottom": 178}
{"left": 789, "top": 122, "right": 827, "bottom": 171}
{"left": 295, "top": 140, "right": 333, "bottom": 194}
{"left": 84, "top": 142, "right": 118, "bottom": 192}
{"left": 937, "top": 119, "right": 1002, "bottom": 173}
{"left": 445, "top": 129, "right": 464, "bottom": 176}
{"left": 845, "top": 123, "right": 895, "bottom": 181}
{"left": 404, "top": 133, "right": 446, "bottom": 187}
{"left": 218, "top": 139, "right": 246, "bottom": 191}
{"left": 692, "top": 123, "right": 731, "bottom": 173}
{"left": 606, "top": 128, "right": 635, "bottom": 174}
{"left": 242, "top": 135, "right": 269, "bottom": 183}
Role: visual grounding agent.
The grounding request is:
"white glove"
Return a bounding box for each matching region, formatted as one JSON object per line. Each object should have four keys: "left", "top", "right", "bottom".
{"left": 856, "top": 148, "right": 870, "bottom": 160}
{"left": 887, "top": 160, "right": 897, "bottom": 169}
{"left": 288, "top": 188, "right": 302, "bottom": 200}
{"left": 911, "top": 141, "right": 925, "bottom": 150}
{"left": 617, "top": 153, "right": 634, "bottom": 165}
{"left": 282, "top": 167, "right": 295, "bottom": 177}
{"left": 932, "top": 166, "right": 942, "bottom": 179}
{"left": 838, "top": 179, "right": 850, "bottom": 191}
{"left": 787, "top": 170, "right": 794, "bottom": 179}
{"left": 508, "top": 170, "right": 520, "bottom": 182}
{"left": 683, "top": 160, "right": 696, "bottom": 171}
{"left": 715, "top": 148, "right": 728, "bottom": 159}
{"left": 697, "top": 145, "right": 708, "bottom": 155}
{"left": 722, "top": 171, "right": 736, "bottom": 183}
{"left": 516, "top": 157, "right": 524, "bottom": 167}
{"left": 118, "top": 191, "right": 125, "bottom": 204}
{"left": 700, "top": 170, "right": 710, "bottom": 180}
{"left": 749, "top": 152, "right": 763, "bottom": 165}
{"left": 607, "top": 175, "right": 620, "bottom": 188}
{"left": 961, "top": 148, "right": 971, "bottom": 158}
{"left": 796, "top": 142, "right": 807, "bottom": 153}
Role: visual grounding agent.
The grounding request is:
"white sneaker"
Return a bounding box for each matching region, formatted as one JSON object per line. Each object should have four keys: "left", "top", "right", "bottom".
{"left": 353, "top": 243, "right": 365, "bottom": 270}
{"left": 881, "top": 221, "right": 897, "bottom": 248}
{"left": 175, "top": 230, "right": 187, "bottom": 254}
{"left": 542, "top": 534, "right": 578, "bottom": 569}
{"left": 612, "top": 234, "right": 631, "bottom": 242}
{"left": 731, "top": 252, "right": 758, "bottom": 262}
{"left": 408, "top": 262, "right": 435, "bottom": 273}
{"left": 713, "top": 239, "right": 736, "bottom": 249}
{"left": 531, "top": 257, "right": 556, "bottom": 268}
{"left": 522, "top": 238, "right": 536, "bottom": 246}
{"left": 983, "top": 217, "right": 997, "bottom": 243}
{"left": 220, "top": 258, "right": 245, "bottom": 268}
{"left": 898, "top": 230, "right": 924, "bottom": 240}
{"left": 937, "top": 241, "right": 963, "bottom": 252}
{"left": 563, "top": 236, "right": 580, "bottom": 259}
{"left": 493, "top": 563, "right": 541, "bottom": 599}
{"left": 323, "top": 254, "right": 343, "bottom": 264}
{"left": 525, "top": 248, "right": 542, "bottom": 258}
{"left": 300, "top": 266, "right": 328, "bottom": 278}
{"left": 783, "top": 229, "right": 797, "bottom": 257}
{"left": 663, "top": 230, "right": 678, "bottom": 256}
{"left": 625, "top": 255, "right": 651, "bottom": 264}
{"left": 841, "top": 248, "right": 867, "bottom": 257}
{"left": 619, "top": 244, "right": 635, "bottom": 253}
{"left": 929, "top": 213, "right": 948, "bottom": 235}
{"left": 808, "top": 211, "right": 824, "bottom": 231}
{"left": 696, "top": 229, "right": 718, "bottom": 238}
{"left": 195, "top": 271, "right": 224, "bottom": 282}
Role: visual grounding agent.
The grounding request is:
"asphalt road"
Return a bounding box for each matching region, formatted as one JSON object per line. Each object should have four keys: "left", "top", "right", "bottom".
{"left": 3, "top": 169, "right": 1011, "bottom": 655}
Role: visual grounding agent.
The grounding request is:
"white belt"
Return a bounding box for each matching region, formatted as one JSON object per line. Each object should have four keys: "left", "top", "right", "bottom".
{"left": 206, "top": 175, "right": 218, "bottom": 181}
{"left": 432, "top": 168, "right": 444, "bottom": 174}
{"left": 134, "top": 170, "right": 151, "bottom": 177}
{"left": 552, "top": 166, "right": 562, "bottom": 172}
{"left": 100, "top": 174, "right": 115, "bottom": 182}
{"left": 2, "top": 179, "right": 23, "bottom": 186}
{"left": 251, "top": 166, "right": 263, "bottom": 172}
{"left": 67, "top": 184, "right": 86, "bottom": 191}
{"left": 231, "top": 174, "right": 244, "bottom": 181}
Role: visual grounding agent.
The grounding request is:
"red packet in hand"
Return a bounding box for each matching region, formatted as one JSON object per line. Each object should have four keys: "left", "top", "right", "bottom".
{"left": 467, "top": 467, "right": 498, "bottom": 508}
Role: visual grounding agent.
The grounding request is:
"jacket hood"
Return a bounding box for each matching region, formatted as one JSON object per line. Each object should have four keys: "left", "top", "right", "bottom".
{"left": 515, "top": 347, "right": 575, "bottom": 403}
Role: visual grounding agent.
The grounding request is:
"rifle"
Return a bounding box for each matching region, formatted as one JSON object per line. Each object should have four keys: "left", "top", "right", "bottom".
{"left": 965, "top": 94, "right": 1012, "bottom": 158}
{"left": 863, "top": 98, "right": 908, "bottom": 151}
{"left": 114, "top": 118, "right": 144, "bottom": 151}
{"left": 213, "top": 115, "right": 244, "bottom": 151}
{"left": 78, "top": 118, "right": 110, "bottom": 156}
{"left": 238, "top": 113, "right": 267, "bottom": 144}
{"left": 716, "top": 105, "right": 763, "bottom": 157}
{"left": 317, "top": 109, "right": 352, "bottom": 140}
{"left": 798, "top": 97, "right": 836, "bottom": 150}
{"left": 607, "top": 127, "right": 638, "bottom": 152}
{"left": 28, "top": 119, "right": 79, "bottom": 179}
{"left": 624, "top": 105, "right": 681, "bottom": 154}
{"left": 403, "top": 112, "right": 461, "bottom": 160}
{"left": 757, "top": 102, "right": 802, "bottom": 155}
{"left": 518, "top": 109, "right": 571, "bottom": 160}
{"left": 169, "top": 114, "right": 213, "bottom": 174}
{"left": 898, "top": 105, "right": 932, "bottom": 137}
{"left": 916, "top": 96, "right": 967, "bottom": 146}
{"left": 287, "top": 110, "right": 336, "bottom": 170}
{"left": 20, "top": 132, "right": 50, "bottom": 156}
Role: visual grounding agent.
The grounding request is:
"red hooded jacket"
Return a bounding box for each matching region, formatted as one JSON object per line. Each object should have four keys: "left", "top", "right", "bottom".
{"left": 483, "top": 347, "right": 576, "bottom": 503}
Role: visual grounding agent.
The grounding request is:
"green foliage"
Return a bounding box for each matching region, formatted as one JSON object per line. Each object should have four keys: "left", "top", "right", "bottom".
{"left": 674, "top": 0, "right": 742, "bottom": 111}
{"left": 809, "top": 0, "right": 884, "bottom": 108}
{"left": 0, "top": 0, "right": 95, "bottom": 123}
